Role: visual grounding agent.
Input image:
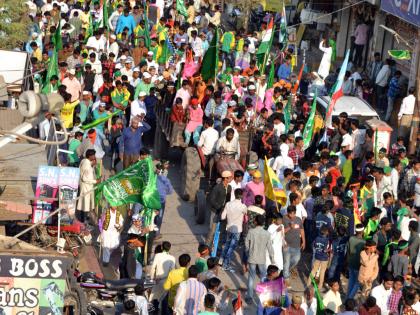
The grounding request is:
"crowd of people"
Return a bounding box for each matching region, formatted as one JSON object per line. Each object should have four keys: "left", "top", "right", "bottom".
{"left": 20, "top": 0, "right": 420, "bottom": 314}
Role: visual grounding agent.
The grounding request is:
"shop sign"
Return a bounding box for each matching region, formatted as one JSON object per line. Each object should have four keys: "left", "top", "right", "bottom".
{"left": 0, "top": 253, "right": 72, "bottom": 314}
{"left": 381, "top": 0, "right": 420, "bottom": 28}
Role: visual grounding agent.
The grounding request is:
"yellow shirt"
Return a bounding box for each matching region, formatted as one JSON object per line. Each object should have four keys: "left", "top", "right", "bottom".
{"left": 187, "top": 6, "right": 195, "bottom": 24}
{"left": 33, "top": 48, "right": 42, "bottom": 62}
{"left": 60, "top": 100, "right": 80, "bottom": 129}
{"left": 163, "top": 267, "right": 188, "bottom": 307}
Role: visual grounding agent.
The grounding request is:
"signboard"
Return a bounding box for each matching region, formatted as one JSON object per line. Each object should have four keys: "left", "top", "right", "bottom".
{"left": 33, "top": 166, "right": 80, "bottom": 224}
{"left": 0, "top": 253, "right": 72, "bottom": 315}
{"left": 33, "top": 166, "right": 60, "bottom": 224}
{"left": 381, "top": 0, "right": 420, "bottom": 28}
{"left": 58, "top": 167, "right": 80, "bottom": 221}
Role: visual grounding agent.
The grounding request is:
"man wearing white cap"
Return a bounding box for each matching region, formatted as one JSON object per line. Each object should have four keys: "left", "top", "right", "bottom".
{"left": 131, "top": 91, "right": 147, "bottom": 125}
{"left": 146, "top": 51, "right": 158, "bottom": 70}
{"left": 130, "top": 67, "right": 141, "bottom": 88}
{"left": 107, "top": 34, "right": 119, "bottom": 57}
{"left": 121, "top": 59, "right": 133, "bottom": 81}
{"left": 62, "top": 69, "right": 82, "bottom": 102}
{"left": 134, "top": 72, "right": 153, "bottom": 99}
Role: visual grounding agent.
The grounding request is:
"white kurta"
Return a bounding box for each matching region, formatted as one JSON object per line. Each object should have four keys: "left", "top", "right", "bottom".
{"left": 101, "top": 210, "right": 123, "bottom": 262}
{"left": 77, "top": 159, "right": 96, "bottom": 212}
{"left": 318, "top": 41, "right": 332, "bottom": 79}
{"left": 266, "top": 223, "right": 284, "bottom": 271}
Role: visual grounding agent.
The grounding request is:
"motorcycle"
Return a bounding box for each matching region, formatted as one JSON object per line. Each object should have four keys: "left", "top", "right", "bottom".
{"left": 75, "top": 271, "right": 157, "bottom": 315}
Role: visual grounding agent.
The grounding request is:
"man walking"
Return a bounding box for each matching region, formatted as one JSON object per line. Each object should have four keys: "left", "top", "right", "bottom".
{"left": 220, "top": 188, "right": 247, "bottom": 272}
{"left": 245, "top": 214, "right": 274, "bottom": 304}
{"left": 119, "top": 116, "right": 151, "bottom": 169}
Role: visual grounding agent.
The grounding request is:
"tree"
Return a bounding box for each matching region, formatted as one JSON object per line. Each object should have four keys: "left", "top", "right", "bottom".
{"left": 0, "top": 0, "right": 30, "bottom": 50}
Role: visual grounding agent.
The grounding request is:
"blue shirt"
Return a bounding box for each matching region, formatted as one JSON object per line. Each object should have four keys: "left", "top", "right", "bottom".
{"left": 315, "top": 212, "right": 332, "bottom": 235}
{"left": 387, "top": 77, "right": 400, "bottom": 98}
{"left": 119, "top": 122, "right": 151, "bottom": 155}
{"left": 277, "top": 63, "right": 291, "bottom": 81}
{"left": 157, "top": 175, "right": 174, "bottom": 204}
{"left": 332, "top": 236, "right": 348, "bottom": 257}
{"left": 116, "top": 14, "right": 136, "bottom": 35}
{"left": 313, "top": 236, "right": 330, "bottom": 261}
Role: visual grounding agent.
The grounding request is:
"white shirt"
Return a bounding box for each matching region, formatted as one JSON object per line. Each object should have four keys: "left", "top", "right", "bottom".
{"left": 272, "top": 155, "right": 294, "bottom": 180}
{"left": 301, "top": 297, "right": 317, "bottom": 315}
{"left": 371, "top": 284, "right": 392, "bottom": 315}
{"left": 398, "top": 94, "right": 415, "bottom": 119}
{"left": 197, "top": 127, "right": 219, "bottom": 155}
{"left": 216, "top": 136, "right": 241, "bottom": 160}
{"left": 221, "top": 126, "right": 239, "bottom": 140}
{"left": 39, "top": 119, "right": 51, "bottom": 140}
{"left": 228, "top": 180, "right": 242, "bottom": 201}
{"left": 350, "top": 128, "right": 364, "bottom": 158}
{"left": 221, "top": 199, "right": 247, "bottom": 233}
{"left": 108, "top": 41, "right": 119, "bottom": 57}
{"left": 86, "top": 59, "right": 102, "bottom": 74}
{"left": 134, "top": 295, "right": 149, "bottom": 315}
{"left": 130, "top": 99, "right": 147, "bottom": 123}
{"left": 149, "top": 252, "right": 176, "bottom": 280}
{"left": 375, "top": 65, "right": 391, "bottom": 87}
{"left": 86, "top": 36, "right": 105, "bottom": 53}
{"left": 189, "top": 37, "right": 203, "bottom": 57}
{"left": 121, "top": 67, "right": 133, "bottom": 81}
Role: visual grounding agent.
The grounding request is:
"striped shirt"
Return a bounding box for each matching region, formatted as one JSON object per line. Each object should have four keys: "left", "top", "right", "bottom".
{"left": 174, "top": 278, "right": 207, "bottom": 315}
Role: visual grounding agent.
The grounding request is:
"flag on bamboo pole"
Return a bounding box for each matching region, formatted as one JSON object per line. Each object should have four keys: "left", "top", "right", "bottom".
{"left": 284, "top": 95, "right": 292, "bottom": 133}
{"left": 41, "top": 49, "right": 59, "bottom": 94}
{"left": 388, "top": 50, "right": 411, "bottom": 60}
{"left": 80, "top": 110, "right": 122, "bottom": 130}
{"left": 176, "top": 0, "right": 188, "bottom": 17}
{"left": 201, "top": 28, "right": 219, "bottom": 82}
{"left": 302, "top": 90, "right": 317, "bottom": 150}
{"left": 256, "top": 18, "right": 274, "bottom": 69}
{"left": 279, "top": 3, "right": 288, "bottom": 50}
{"left": 53, "top": 22, "right": 63, "bottom": 51}
{"left": 264, "top": 157, "right": 287, "bottom": 206}
{"left": 267, "top": 62, "right": 275, "bottom": 89}
{"left": 95, "top": 157, "right": 161, "bottom": 209}
{"left": 291, "top": 63, "right": 304, "bottom": 94}
{"left": 310, "top": 275, "right": 325, "bottom": 315}
{"left": 325, "top": 49, "right": 350, "bottom": 124}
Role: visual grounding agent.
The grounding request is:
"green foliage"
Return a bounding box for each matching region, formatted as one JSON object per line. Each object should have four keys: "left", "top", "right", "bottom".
{"left": 0, "top": 0, "right": 30, "bottom": 49}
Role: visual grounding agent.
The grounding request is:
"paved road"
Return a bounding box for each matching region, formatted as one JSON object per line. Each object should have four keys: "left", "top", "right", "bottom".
{"left": 158, "top": 149, "right": 310, "bottom": 312}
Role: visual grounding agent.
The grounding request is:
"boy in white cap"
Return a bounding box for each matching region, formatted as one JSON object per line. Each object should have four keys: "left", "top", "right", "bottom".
{"left": 130, "top": 91, "right": 147, "bottom": 125}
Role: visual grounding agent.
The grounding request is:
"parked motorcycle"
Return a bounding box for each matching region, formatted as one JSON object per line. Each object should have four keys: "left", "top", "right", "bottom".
{"left": 75, "top": 271, "right": 156, "bottom": 314}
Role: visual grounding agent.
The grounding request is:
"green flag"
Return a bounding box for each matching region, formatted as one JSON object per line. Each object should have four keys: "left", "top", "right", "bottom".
{"left": 310, "top": 275, "right": 325, "bottom": 315}
{"left": 176, "top": 0, "right": 188, "bottom": 18}
{"left": 388, "top": 50, "right": 411, "bottom": 60}
{"left": 267, "top": 62, "right": 275, "bottom": 89}
{"left": 284, "top": 95, "right": 292, "bottom": 133}
{"left": 96, "top": 157, "right": 161, "bottom": 209}
{"left": 85, "top": 14, "right": 93, "bottom": 42}
{"left": 53, "top": 22, "right": 63, "bottom": 51}
{"left": 144, "top": 5, "right": 151, "bottom": 49}
{"left": 279, "top": 4, "right": 287, "bottom": 50}
{"left": 302, "top": 90, "right": 318, "bottom": 150}
{"left": 81, "top": 110, "right": 122, "bottom": 130}
{"left": 41, "top": 49, "right": 59, "bottom": 94}
{"left": 201, "top": 28, "right": 219, "bottom": 82}
{"left": 102, "top": 0, "right": 109, "bottom": 30}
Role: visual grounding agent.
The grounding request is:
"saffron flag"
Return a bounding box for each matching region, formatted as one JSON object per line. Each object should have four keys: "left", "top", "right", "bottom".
{"left": 264, "top": 157, "right": 287, "bottom": 206}
{"left": 302, "top": 90, "right": 317, "bottom": 150}
{"left": 176, "top": 0, "right": 188, "bottom": 18}
{"left": 96, "top": 157, "right": 161, "bottom": 209}
{"left": 257, "top": 18, "right": 274, "bottom": 56}
{"left": 201, "top": 27, "right": 219, "bottom": 82}
{"left": 233, "top": 291, "right": 244, "bottom": 315}
{"left": 310, "top": 274, "right": 325, "bottom": 315}
{"left": 279, "top": 3, "right": 288, "bottom": 49}
{"left": 325, "top": 49, "right": 350, "bottom": 124}
{"left": 291, "top": 63, "right": 304, "bottom": 94}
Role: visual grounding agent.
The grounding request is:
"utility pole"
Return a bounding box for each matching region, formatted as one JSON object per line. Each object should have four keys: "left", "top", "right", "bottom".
{"left": 408, "top": 29, "right": 420, "bottom": 155}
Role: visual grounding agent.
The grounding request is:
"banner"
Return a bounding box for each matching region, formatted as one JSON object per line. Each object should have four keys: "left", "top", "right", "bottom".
{"left": 96, "top": 157, "right": 161, "bottom": 209}
{"left": 381, "top": 0, "right": 420, "bottom": 28}
{"left": 0, "top": 253, "right": 72, "bottom": 315}
{"left": 256, "top": 278, "right": 287, "bottom": 308}
{"left": 33, "top": 166, "right": 60, "bottom": 224}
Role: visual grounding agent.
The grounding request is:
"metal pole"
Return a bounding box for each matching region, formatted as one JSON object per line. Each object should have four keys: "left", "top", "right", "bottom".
{"left": 408, "top": 31, "right": 420, "bottom": 155}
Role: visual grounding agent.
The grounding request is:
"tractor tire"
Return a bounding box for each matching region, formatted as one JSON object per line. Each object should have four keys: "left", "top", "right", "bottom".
{"left": 194, "top": 190, "right": 207, "bottom": 224}
{"left": 180, "top": 147, "right": 201, "bottom": 202}
{"left": 63, "top": 285, "right": 87, "bottom": 315}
